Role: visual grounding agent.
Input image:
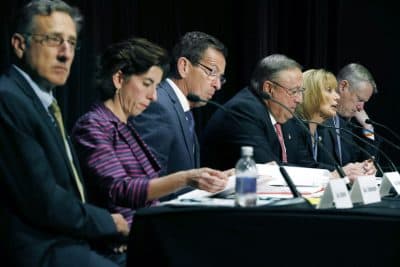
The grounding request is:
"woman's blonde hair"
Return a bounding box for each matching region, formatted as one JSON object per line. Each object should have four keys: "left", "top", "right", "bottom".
{"left": 296, "top": 69, "right": 337, "bottom": 120}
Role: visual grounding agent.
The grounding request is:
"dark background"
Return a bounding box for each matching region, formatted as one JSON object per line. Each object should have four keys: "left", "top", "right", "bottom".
{"left": 1, "top": 0, "right": 399, "bottom": 167}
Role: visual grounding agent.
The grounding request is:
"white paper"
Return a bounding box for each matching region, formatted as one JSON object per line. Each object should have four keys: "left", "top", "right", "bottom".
{"left": 257, "top": 164, "right": 331, "bottom": 187}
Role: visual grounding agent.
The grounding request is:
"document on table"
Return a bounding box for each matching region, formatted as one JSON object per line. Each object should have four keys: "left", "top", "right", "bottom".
{"left": 176, "top": 164, "right": 329, "bottom": 201}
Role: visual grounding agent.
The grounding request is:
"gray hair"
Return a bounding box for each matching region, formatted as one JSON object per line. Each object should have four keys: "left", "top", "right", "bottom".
{"left": 15, "top": 0, "right": 83, "bottom": 34}
{"left": 250, "top": 54, "right": 302, "bottom": 93}
{"left": 337, "top": 63, "right": 377, "bottom": 93}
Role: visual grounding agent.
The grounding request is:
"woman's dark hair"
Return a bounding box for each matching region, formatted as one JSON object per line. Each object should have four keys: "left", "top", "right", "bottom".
{"left": 97, "top": 37, "right": 169, "bottom": 100}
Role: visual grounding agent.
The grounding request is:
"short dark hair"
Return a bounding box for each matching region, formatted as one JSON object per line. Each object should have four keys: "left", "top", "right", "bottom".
{"left": 15, "top": 0, "right": 83, "bottom": 34}
{"left": 169, "top": 31, "right": 227, "bottom": 79}
{"left": 97, "top": 37, "right": 170, "bottom": 101}
{"left": 250, "top": 54, "right": 302, "bottom": 93}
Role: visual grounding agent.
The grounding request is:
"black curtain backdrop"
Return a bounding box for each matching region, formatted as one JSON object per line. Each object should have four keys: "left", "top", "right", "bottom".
{"left": 1, "top": 0, "right": 399, "bottom": 167}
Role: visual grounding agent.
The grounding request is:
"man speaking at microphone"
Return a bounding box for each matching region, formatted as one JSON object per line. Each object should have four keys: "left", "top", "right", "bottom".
{"left": 202, "top": 54, "right": 311, "bottom": 170}
{"left": 320, "top": 63, "right": 378, "bottom": 175}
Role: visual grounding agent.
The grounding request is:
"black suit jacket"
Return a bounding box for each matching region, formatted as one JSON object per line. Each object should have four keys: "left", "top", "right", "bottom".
{"left": 291, "top": 121, "right": 337, "bottom": 171}
{"left": 319, "top": 116, "right": 378, "bottom": 167}
{"left": 0, "top": 67, "right": 118, "bottom": 267}
{"left": 201, "top": 87, "right": 313, "bottom": 170}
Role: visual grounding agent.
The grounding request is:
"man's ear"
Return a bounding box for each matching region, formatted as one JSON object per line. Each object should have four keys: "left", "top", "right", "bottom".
{"left": 262, "top": 80, "right": 273, "bottom": 96}
{"left": 339, "top": 80, "right": 349, "bottom": 92}
{"left": 11, "top": 33, "right": 26, "bottom": 59}
{"left": 176, "top": 57, "right": 191, "bottom": 79}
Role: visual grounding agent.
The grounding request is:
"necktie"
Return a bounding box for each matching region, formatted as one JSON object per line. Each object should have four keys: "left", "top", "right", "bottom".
{"left": 185, "top": 110, "right": 195, "bottom": 141}
{"left": 185, "top": 110, "right": 195, "bottom": 153}
{"left": 49, "top": 100, "right": 86, "bottom": 202}
{"left": 274, "top": 123, "right": 288, "bottom": 163}
{"left": 333, "top": 116, "right": 343, "bottom": 165}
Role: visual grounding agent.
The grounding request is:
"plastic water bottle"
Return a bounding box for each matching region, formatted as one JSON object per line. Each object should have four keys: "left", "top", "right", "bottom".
{"left": 235, "top": 146, "right": 257, "bottom": 207}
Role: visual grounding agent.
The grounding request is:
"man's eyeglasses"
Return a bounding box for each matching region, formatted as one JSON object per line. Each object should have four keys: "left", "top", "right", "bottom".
{"left": 270, "top": 80, "right": 305, "bottom": 97}
{"left": 197, "top": 62, "right": 226, "bottom": 85}
{"left": 23, "top": 33, "right": 80, "bottom": 50}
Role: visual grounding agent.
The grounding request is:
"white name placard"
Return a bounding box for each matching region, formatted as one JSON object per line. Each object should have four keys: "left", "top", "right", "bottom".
{"left": 350, "top": 176, "right": 381, "bottom": 204}
{"left": 380, "top": 172, "right": 400, "bottom": 196}
{"left": 317, "top": 178, "right": 353, "bottom": 209}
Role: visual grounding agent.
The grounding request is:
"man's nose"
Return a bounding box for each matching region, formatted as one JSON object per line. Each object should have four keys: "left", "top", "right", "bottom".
{"left": 57, "top": 42, "right": 74, "bottom": 62}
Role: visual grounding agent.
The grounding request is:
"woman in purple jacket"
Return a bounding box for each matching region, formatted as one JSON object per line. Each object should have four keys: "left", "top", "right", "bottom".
{"left": 72, "top": 38, "right": 228, "bottom": 228}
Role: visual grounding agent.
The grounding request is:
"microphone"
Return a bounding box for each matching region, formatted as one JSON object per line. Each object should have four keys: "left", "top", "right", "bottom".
{"left": 188, "top": 93, "right": 309, "bottom": 201}
{"left": 311, "top": 120, "right": 398, "bottom": 174}
{"left": 258, "top": 91, "right": 349, "bottom": 186}
{"left": 187, "top": 93, "right": 264, "bottom": 128}
{"left": 365, "top": 118, "right": 400, "bottom": 145}
{"left": 345, "top": 120, "right": 400, "bottom": 151}
{"left": 279, "top": 166, "right": 302, "bottom": 198}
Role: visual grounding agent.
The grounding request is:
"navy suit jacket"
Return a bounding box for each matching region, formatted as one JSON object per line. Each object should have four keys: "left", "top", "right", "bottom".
{"left": 292, "top": 121, "right": 338, "bottom": 171}
{"left": 132, "top": 80, "right": 200, "bottom": 175}
{"left": 0, "top": 67, "right": 118, "bottom": 267}
{"left": 319, "top": 116, "right": 378, "bottom": 166}
{"left": 201, "top": 87, "right": 314, "bottom": 170}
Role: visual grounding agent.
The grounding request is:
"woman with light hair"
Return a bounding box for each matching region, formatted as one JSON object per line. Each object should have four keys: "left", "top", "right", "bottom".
{"left": 296, "top": 68, "right": 372, "bottom": 181}
{"left": 296, "top": 68, "right": 339, "bottom": 161}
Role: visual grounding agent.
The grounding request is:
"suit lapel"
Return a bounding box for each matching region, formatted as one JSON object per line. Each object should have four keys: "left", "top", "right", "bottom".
{"left": 163, "top": 83, "right": 196, "bottom": 166}
{"left": 326, "top": 118, "right": 341, "bottom": 164}
{"left": 263, "top": 109, "right": 282, "bottom": 161}
{"left": 9, "top": 68, "right": 81, "bottom": 190}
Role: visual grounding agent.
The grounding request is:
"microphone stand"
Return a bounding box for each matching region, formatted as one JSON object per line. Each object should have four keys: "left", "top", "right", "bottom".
{"left": 309, "top": 120, "right": 397, "bottom": 174}
{"left": 366, "top": 118, "right": 400, "bottom": 145}
{"left": 345, "top": 120, "right": 400, "bottom": 151}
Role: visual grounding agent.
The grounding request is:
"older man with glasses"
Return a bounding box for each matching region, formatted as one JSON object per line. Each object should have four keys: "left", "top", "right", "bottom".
{"left": 318, "top": 63, "right": 378, "bottom": 178}
{"left": 201, "top": 54, "right": 314, "bottom": 170}
{"left": 132, "top": 31, "right": 228, "bottom": 199}
{"left": 0, "top": 1, "right": 130, "bottom": 266}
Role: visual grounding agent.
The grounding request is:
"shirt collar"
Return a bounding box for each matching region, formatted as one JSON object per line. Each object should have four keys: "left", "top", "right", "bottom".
{"left": 166, "top": 78, "right": 190, "bottom": 112}
{"left": 269, "top": 112, "right": 277, "bottom": 125}
{"left": 13, "top": 64, "right": 54, "bottom": 110}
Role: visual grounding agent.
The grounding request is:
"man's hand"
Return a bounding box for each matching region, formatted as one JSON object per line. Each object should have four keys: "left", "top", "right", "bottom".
{"left": 342, "top": 162, "right": 366, "bottom": 182}
{"left": 187, "top": 168, "right": 229, "bottom": 193}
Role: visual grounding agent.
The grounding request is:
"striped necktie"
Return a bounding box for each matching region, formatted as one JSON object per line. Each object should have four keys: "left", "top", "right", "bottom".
{"left": 49, "top": 100, "right": 86, "bottom": 202}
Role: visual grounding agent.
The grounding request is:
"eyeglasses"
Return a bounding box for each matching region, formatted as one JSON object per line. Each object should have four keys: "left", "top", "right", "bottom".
{"left": 197, "top": 62, "right": 226, "bottom": 85}
{"left": 23, "top": 33, "right": 80, "bottom": 50}
{"left": 270, "top": 80, "right": 305, "bottom": 97}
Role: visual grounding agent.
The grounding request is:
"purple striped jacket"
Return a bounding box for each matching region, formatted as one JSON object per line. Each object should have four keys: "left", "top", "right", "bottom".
{"left": 72, "top": 102, "right": 161, "bottom": 226}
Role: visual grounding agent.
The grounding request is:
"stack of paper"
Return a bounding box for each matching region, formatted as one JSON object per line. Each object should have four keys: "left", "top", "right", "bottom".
{"left": 175, "top": 164, "right": 330, "bottom": 202}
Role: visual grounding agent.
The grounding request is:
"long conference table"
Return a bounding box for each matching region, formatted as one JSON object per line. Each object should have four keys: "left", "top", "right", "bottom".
{"left": 127, "top": 197, "right": 400, "bottom": 267}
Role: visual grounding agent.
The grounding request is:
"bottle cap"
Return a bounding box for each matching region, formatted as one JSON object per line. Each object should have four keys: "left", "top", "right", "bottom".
{"left": 241, "top": 146, "right": 253, "bottom": 156}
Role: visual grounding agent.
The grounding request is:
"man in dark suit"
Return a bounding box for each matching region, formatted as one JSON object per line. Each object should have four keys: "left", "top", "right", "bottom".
{"left": 201, "top": 54, "right": 313, "bottom": 170}
{"left": 320, "top": 63, "right": 377, "bottom": 174}
{"left": 0, "top": 1, "right": 129, "bottom": 266}
{"left": 132, "top": 31, "right": 228, "bottom": 176}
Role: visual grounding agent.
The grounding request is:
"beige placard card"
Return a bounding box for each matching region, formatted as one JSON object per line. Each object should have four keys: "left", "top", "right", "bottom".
{"left": 350, "top": 176, "right": 381, "bottom": 204}
{"left": 380, "top": 172, "right": 400, "bottom": 196}
{"left": 317, "top": 178, "right": 353, "bottom": 209}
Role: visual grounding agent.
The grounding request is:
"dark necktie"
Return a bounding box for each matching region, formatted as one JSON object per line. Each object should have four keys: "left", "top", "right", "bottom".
{"left": 333, "top": 116, "right": 343, "bottom": 165}
{"left": 49, "top": 100, "right": 85, "bottom": 202}
{"left": 185, "top": 110, "right": 195, "bottom": 150}
{"left": 274, "top": 123, "right": 288, "bottom": 163}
